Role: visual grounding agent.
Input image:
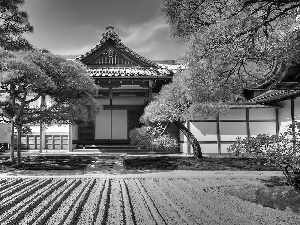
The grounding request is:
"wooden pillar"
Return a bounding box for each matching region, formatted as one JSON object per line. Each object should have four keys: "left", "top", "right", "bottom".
{"left": 68, "top": 125, "right": 73, "bottom": 152}
{"left": 216, "top": 116, "right": 221, "bottom": 155}
{"left": 275, "top": 108, "right": 280, "bottom": 136}
{"left": 187, "top": 120, "right": 191, "bottom": 155}
{"left": 39, "top": 95, "right": 46, "bottom": 153}
{"left": 291, "top": 98, "right": 296, "bottom": 150}
{"left": 246, "top": 109, "right": 250, "bottom": 138}
{"left": 148, "top": 80, "right": 153, "bottom": 99}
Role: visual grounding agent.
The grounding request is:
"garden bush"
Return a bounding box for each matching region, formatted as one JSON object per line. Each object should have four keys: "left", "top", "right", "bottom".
{"left": 228, "top": 122, "right": 300, "bottom": 190}
{"left": 129, "top": 125, "right": 178, "bottom": 151}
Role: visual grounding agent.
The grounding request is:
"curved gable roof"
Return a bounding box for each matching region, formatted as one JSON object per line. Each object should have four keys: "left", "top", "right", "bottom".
{"left": 76, "top": 25, "right": 160, "bottom": 68}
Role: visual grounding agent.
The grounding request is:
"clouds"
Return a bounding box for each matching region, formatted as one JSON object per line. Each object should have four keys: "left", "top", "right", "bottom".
{"left": 22, "top": 0, "right": 187, "bottom": 60}
{"left": 116, "top": 17, "right": 187, "bottom": 60}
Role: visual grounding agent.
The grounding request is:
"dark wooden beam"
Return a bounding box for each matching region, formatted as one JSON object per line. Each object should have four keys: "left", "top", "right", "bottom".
{"left": 275, "top": 108, "right": 280, "bottom": 136}
{"left": 246, "top": 109, "right": 250, "bottom": 138}
{"left": 187, "top": 120, "right": 191, "bottom": 155}
{"left": 216, "top": 116, "right": 221, "bottom": 155}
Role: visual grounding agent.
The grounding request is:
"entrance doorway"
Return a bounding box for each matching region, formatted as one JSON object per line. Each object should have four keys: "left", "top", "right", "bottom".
{"left": 95, "top": 110, "right": 128, "bottom": 140}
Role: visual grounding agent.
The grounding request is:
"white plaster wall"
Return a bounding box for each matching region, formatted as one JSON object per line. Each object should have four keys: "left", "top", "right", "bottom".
{"left": 278, "top": 100, "right": 292, "bottom": 133}
{"left": 220, "top": 122, "right": 247, "bottom": 141}
{"left": 190, "top": 122, "right": 217, "bottom": 141}
{"left": 277, "top": 98, "right": 300, "bottom": 133}
{"left": 250, "top": 122, "right": 276, "bottom": 135}
{"left": 180, "top": 143, "right": 187, "bottom": 154}
{"left": 30, "top": 125, "right": 69, "bottom": 133}
{"left": 196, "top": 144, "right": 219, "bottom": 154}
{"left": 219, "top": 109, "right": 246, "bottom": 120}
{"left": 96, "top": 99, "right": 110, "bottom": 105}
{"left": 249, "top": 108, "right": 276, "bottom": 120}
{"left": 295, "top": 98, "right": 300, "bottom": 121}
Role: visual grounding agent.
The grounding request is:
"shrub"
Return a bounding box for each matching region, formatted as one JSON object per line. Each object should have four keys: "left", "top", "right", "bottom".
{"left": 129, "top": 125, "right": 178, "bottom": 151}
{"left": 227, "top": 122, "right": 300, "bottom": 190}
{"left": 152, "top": 134, "right": 178, "bottom": 151}
{"left": 129, "top": 126, "right": 152, "bottom": 149}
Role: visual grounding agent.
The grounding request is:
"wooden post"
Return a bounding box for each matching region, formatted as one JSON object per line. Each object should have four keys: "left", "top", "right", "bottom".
{"left": 148, "top": 80, "right": 153, "bottom": 100}
{"left": 69, "top": 125, "right": 73, "bottom": 152}
{"left": 275, "top": 108, "right": 280, "bottom": 136}
{"left": 39, "top": 95, "right": 46, "bottom": 153}
{"left": 291, "top": 98, "right": 296, "bottom": 151}
{"left": 216, "top": 116, "right": 221, "bottom": 155}
{"left": 246, "top": 109, "right": 250, "bottom": 138}
{"left": 187, "top": 120, "right": 191, "bottom": 155}
{"left": 10, "top": 122, "right": 15, "bottom": 163}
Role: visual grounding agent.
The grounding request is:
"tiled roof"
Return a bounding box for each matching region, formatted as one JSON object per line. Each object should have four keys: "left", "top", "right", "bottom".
{"left": 248, "top": 90, "right": 300, "bottom": 104}
{"left": 76, "top": 25, "right": 159, "bottom": 68}
{"left": 229, "top": 104, "right": 273, "bottom": 109}
{"left": 88, "top": 67, "right": 173, "bottom": 77}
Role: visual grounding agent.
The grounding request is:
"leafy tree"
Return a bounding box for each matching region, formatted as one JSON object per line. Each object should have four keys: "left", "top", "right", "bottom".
{"left": 162, "top": 0, "right": 299, "bottom": 42}
{"left": 153, "top": 0, "right": 300, "bottom": 158}
{"left": 0, "top": 48, "right": 101, "bottom": 165}
{"left": 142, "top": 68, "right": 238, "bottom": 158}
{"left": 0, "top": 0, "right": 33, "bottom": 50}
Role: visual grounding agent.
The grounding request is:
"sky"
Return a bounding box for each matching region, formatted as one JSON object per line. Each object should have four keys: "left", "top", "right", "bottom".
{"left": 22, "top": 0, "right": 187, "bottom": 60}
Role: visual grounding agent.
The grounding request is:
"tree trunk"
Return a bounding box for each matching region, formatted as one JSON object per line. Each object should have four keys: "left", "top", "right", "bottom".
{"left": 173, "top": 120, "right": 203, "bottom": 158}
{"left": 10, "top": 121, "right": 15, "bottom": 164}
{"left": 17, "top": 126, "right": 22, "bottom": 166}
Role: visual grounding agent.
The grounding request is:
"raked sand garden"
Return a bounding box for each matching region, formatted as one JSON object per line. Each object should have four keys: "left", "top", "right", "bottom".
{"left": 1, "top": 155, "right": 300, "bottom": 224}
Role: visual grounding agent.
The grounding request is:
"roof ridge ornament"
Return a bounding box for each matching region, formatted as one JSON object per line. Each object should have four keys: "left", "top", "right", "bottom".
{"left": 101, "top": 25, "right": 121, "bottom": 44}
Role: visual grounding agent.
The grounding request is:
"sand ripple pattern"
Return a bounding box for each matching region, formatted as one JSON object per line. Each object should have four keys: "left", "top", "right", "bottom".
{"left": 0, "top": 177, "right": 299, "bottom": 224}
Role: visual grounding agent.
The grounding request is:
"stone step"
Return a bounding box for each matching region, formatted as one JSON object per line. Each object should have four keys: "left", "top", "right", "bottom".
{"left": 72, "top": 148, "right": 149, "bottom": 154}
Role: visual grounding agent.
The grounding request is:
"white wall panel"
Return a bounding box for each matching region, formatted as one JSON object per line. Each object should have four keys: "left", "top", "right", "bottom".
{"left": 250, "top": 122, "right": 276, "bottom": 135}
{"left": 219, "top": 109, "right": 245, "bottom": 120}
{"left": 220, "top": 122, "right": 247, "bottom": 141}
{"left": 249, "top": 108, "right": 276, "bottom": 120}
{"left": 95, "top": 110, "right": 111, "bottom": 139}
{"left": 295, "top": 98, "right": 300, "bottom": 121}
{"left": 30, "top": 125, "right": 69, "bottom": 133}
{"left": 96, "top": 99, "right": 110, "bottom": 105}
{"left": 192, "top": 144, "right": 218, "bottom": 154}
{"left": 190, "top": 122, "right": 217, "bottom": 141}
{"left": 112, "top": 110, "right": 127, "bottom": 139}
{"left": 180, "top": 143, "right": 188, "bottom": 154}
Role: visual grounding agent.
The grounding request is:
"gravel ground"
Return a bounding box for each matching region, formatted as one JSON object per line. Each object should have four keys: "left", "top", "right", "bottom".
{"left": 0, "top": 177, "right": 299, "bottom": 224}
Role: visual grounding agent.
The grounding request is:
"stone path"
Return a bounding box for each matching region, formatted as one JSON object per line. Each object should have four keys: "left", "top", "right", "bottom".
{"left": 86, "top": 159, "right": 124, "bottom": 172}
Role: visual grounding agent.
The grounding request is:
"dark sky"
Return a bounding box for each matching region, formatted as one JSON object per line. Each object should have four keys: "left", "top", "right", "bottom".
{"left": 22, "top": 0, "right": 187, "bottom": 60}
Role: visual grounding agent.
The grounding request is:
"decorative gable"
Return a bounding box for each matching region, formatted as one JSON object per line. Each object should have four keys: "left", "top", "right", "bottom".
{"left": 89, "top": 46, "right": 136, "bottom": 66}
{"left": 77, "top": 25, "right": 159, "bottom": 68}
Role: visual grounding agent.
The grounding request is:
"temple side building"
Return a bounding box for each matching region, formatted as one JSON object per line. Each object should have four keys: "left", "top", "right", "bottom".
{"left": 181, "top": 65, "right": 300, "bottom": 155}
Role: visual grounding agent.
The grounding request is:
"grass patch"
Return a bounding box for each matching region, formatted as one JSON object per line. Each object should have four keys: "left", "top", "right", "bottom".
{"left": 124, "top": 156, "right": 281, "bottom": 171}
{"left": 0, "top": 156, "right": 97, "bottom": 171}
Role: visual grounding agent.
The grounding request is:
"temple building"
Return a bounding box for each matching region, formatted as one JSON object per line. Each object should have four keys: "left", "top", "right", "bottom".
{"left": 70, "top": 25, "right": 179, "bottom": 151}
{"left": 15, "top": 26, "right": 300, "bottom": 155}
